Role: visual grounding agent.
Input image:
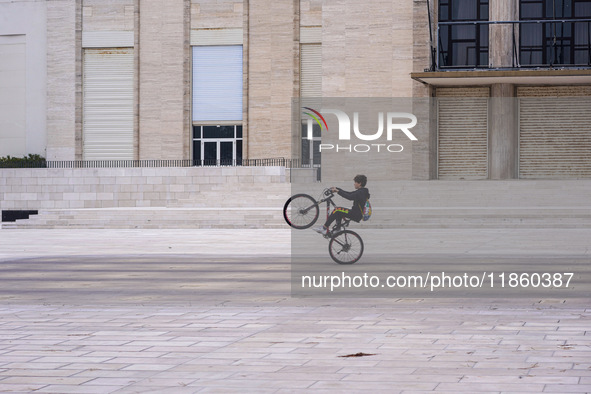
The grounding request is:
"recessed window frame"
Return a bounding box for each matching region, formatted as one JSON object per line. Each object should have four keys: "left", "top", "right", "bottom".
{"left": 519, "top": 0, "right": 591, "bottom": 67}
{"left": 438, "top": 0, "right": 490, "bottom": 69}
{"left": 192, "top": 124, "right": 243, "bottom": 166}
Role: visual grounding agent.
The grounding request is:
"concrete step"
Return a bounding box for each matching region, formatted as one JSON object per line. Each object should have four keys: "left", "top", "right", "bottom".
{"left": 4, "top": 180, "right": 591, "bottom": 229}
{"left": 169, "top": 193, "right": 289, "bottom": 208}
{"left": 354, "top": 206, "right": 591, "bottom": 228}
{"left": 4, "top": 206, "right": 591, "bottom": 229}
{"left": 2, "top": 208, "right": 285, "bottom": 229}
{"left": 197, "top": 183, "right": 291, "bottom": 192}
{"left": 167, "top": 183, "right": 291, "bottom": 208}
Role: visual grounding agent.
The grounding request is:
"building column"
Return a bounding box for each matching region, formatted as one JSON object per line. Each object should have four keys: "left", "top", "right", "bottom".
{"left": 489, "top": 84, "right": 517, "bottom": 179}
{"left": 247, "top": 0, "right": 296, "bottom": 159}
{"left": 138, "top": 0, "right": 189, "bottom": 160}
{"left": 46, "top": 0, "right": 78, "bottom": 161}
{"left": 490, "top": 0, "right": 517, "bottom": 68}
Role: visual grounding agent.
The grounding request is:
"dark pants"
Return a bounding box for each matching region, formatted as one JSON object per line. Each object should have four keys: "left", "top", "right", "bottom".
{"left": 324, "top": 207, "right": 351, "bottom": 229}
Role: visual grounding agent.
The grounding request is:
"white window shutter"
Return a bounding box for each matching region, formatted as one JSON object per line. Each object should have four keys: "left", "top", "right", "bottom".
{"left": 192, "top": 45, "right": 243, "bottom": 121}
{"left": 83, "top": 48, "right": 134, "bottom": 160}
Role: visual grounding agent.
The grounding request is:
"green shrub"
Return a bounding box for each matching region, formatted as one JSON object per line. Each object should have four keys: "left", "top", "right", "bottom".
{"left": 0, "top": 154, "right": 47, "bottom": 168}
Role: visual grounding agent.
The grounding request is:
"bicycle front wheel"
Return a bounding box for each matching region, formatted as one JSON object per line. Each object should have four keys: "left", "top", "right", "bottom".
{"left": 283, "top": 194, "right": 319, "bottom": 229}
{"left": 329, "top": 230, "right": 364, "bottom": 264}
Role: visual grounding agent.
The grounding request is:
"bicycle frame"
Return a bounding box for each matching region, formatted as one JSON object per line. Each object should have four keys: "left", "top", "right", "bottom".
{"left": 320, "top": 191, "right": 336, "bottom": 221}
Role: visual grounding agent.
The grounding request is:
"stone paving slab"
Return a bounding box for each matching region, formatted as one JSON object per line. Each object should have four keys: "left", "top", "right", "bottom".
{"left": 1, "top": 303, "right": 590, "bottom": 393}
{"left": 0, "top": 228, "right": 589, "bottom": 392}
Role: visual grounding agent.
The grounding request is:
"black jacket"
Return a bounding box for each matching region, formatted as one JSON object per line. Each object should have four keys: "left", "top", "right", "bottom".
{"left": 336, "top": 187, "right": 370, "bottom": 222}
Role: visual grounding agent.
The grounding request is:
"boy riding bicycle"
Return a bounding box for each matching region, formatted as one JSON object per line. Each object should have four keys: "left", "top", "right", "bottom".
{"left": 313, "top": 174, "right": 370, "bottom": 236}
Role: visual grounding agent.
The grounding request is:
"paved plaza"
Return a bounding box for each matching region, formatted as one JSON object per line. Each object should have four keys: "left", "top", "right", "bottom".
{"left": 0, "top": 228, "right": 589, "bottom": 393}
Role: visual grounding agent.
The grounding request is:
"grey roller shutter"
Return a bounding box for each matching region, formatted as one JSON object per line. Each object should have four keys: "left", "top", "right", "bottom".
{"left": 192, "top": 45, "right": 243, "bottom": 122}
{"left": 437, "top": 87, "right": 489, "bottom": 180}
{"left": 83, "top": 48, "right": 134, "bottom": 160}
{"left": 518, "top": 86, "right": 591, "bottom": 179}
{"left": 301, "top": 44, "right": 321, "bottom": 98}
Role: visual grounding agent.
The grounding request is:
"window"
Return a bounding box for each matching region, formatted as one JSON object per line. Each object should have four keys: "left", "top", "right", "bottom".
{"left": 300, "top": 121, "right": 321, "bottom": 167}
{"left": 300, "top": 44, "right": 321, "bottom": 98}
{"left": 192, "top": 45, "right": 243, "bottom": 165}
{"left": 192, "top": 45, "right": 243, "bottom": 121}
{"left": 83, "top": 48, "right": 134, "bottom": 160}
{"left": 520, "top": 0, "right": 591, "bottom": 66}
{"left": 438, "top": 0, "right": 489, "bottom": 68}
{"left": 192, "top": 125, "right": 242, "bottom": 166}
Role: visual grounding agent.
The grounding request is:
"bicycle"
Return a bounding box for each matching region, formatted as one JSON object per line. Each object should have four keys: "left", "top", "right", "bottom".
{"left": 283, "top": 189, "right": 364, "bottom": 264}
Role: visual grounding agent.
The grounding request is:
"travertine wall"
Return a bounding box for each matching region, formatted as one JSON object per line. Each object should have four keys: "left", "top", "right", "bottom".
{"left": 322, "top": 0, "right": 414, "bottom": 97}
{"left": 46, "top": 0, "right": 78, "bottom": 161}
{"left": 0, "top": 166, "right": 285, "bottom": 210}
{"left": 247, "top": 0, "right": 297, "bottom": 159}
{"left": 300, "top": 0, "right": 322, "bottom": 26}
{"left": 317, "top": 0, "right": 419, "bottom": 182}
{"left": 138, "top": 0, "right": 190, "bottom": 160}
{"left": 191, "top": 0, "right": 243, "bottom": 29}
{"left": 82, "top": 0, "right": 135, "bottom": 31}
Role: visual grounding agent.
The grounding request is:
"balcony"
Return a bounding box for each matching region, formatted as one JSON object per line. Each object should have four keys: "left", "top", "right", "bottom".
{"left": 412, "top": 19, "right": 591, "bottom": 86}
{"left": 434, "top": 19, "right": 591, "bottom": 70}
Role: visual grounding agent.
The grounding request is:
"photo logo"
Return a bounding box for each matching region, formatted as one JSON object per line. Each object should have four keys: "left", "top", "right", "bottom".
{"left": 302, "top": 107, "right": 329, "bottom": 137}
{"left": 303, "top": 108, "right": 418, "bottom": 153}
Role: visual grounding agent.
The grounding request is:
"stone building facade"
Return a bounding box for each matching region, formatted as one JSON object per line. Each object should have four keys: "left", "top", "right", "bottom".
{"left": 1, "top": 0, "right": 590, "bottom": 181}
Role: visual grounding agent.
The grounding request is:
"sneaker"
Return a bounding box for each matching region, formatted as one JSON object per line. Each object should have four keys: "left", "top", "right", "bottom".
{"left": 313, "top": 225, "right": 328, "bottom": 235}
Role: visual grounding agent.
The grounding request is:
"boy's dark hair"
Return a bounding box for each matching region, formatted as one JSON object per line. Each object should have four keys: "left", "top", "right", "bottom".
{"left": 354, "top": 174, "right": 367, "bottom": 187}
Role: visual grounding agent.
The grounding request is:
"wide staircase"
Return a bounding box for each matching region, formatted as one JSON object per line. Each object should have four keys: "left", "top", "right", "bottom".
{"left": 2, "top": 183, "right": 291, "bottom": 229}
{"left": 3, "top": 180, "right": 591, "bottom": 229}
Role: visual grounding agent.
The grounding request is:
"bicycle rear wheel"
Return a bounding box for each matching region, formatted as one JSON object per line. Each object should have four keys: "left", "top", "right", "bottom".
{"left": 283, "top": 194, "right": 319, "bottom": 229}
{"left": 328, "top": 230, "right": 364, "bottom": 264}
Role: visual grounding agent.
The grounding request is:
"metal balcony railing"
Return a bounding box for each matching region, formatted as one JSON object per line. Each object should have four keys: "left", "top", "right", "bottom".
{"left": 0, "top": 158, "right": 314, "bottom": 169}
{"left": 433, "top": 19, "right": 591, "bottom": 71}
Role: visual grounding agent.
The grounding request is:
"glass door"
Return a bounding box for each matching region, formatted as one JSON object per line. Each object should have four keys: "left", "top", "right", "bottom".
{"left": 220, "top": 141, "right": 234, "bottom": 166}
{"left": 301, "top": 121, "right": 321, "bottom": 167}
{"left": 192, "top": 125, "right": 243, "bottom": 166}
{"left": 203, "top": 141, "right": 217, "bottom": 166}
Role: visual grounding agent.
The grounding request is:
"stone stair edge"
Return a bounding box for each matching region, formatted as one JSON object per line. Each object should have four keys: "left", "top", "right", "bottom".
{"left": 29, "top": 206, "right": 591, "bottom": 213}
